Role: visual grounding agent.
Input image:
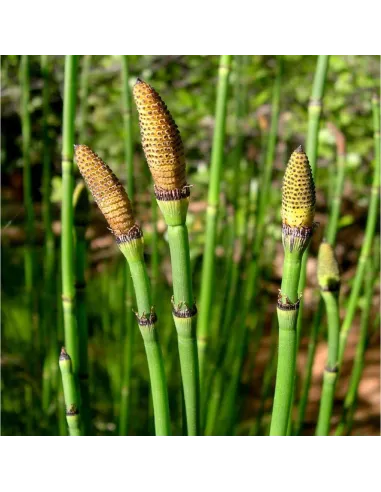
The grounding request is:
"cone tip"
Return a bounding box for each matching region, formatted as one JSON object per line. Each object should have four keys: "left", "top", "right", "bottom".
{"left": 295, "top": 145, "right": 304, "bottom": 154}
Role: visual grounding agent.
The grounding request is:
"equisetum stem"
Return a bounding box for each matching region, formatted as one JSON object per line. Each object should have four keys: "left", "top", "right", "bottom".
{"left": 315, "top": 291, "right": 340, "bottom": 436}
{"left": 167, "top": 224, "right": 200, "bottom": 436}
{"left": 59, "top": 348, "right": 82, "bottom": 436}
{"left": 336, "top": 253, "right": 376, "bottom": 435}
{"left": 295, "top": 132, "right": 346, "bottom": 435}
{"left": 270, "top": 250, "right": 302, "bottom": 436}
{"left": 338, "top": 96, "right": 380, "bottom": 365}
{"left": 119, "top": 241, "right": 171, "bottom": 436}
{"left": 288, "top": 56, "right": 329, "bottom": 434}
{"left": 61, "top": 55, "right": 79, "bottom": 375}
{"left": 296, "top": 55, "right": 330, "bottom": 329}
{"left": 197, "top": 55, "right": 232, "bottom": 387}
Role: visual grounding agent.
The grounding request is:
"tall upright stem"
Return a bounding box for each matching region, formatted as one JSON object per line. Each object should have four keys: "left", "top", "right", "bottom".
{"left": 61, "top": 55, "right": 79, "bottom": 374}
{"left": 197, "top": 55, "right": 232, "bottom": 386}
{"left": 295, "top": 127, "right": 346, "bottom": 435}
{"left": 338, "top": 95, "right": 380, "bottom": 364}
{"left": 296, "top": 55, "right": 330, "bottom": 333}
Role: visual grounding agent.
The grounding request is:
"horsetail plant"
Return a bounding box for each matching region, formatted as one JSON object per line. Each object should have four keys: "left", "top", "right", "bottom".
{"left": 295, "top": 125, "right": 347, "bottom": 435}
{"left": 74, "top": 144, "right": 171, "bottom": 436}
{"left": 270, "top": 146, "right": 316, "bottom": 436}
{"left": 133, "top": 78, "right": 200, "bottom": 435}
{"left": 61, "top": 55, "right": 79, "bottom": 375}
{"left": 59, "top": 347, "right": 82, "bottom": 436}
{"left": 338, "top": 95, "right": 380, "bottom": 365}
{"left": 197, "top": 56, "right": 232, "bottom": 390}
{"left": 315, "top": 242, "right": 341, "bottom": 436}
{"left": 336, "top": 243, "right": 378, "bottom": 436}
{"left": 73, "top": 181, "right": 91, "bottom": 434}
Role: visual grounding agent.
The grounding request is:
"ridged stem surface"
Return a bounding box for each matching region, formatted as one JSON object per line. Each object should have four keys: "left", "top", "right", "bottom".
{"left": 197, "top": 55, "right": 232, "bottom": 385}
{"left": 167, "top": 224, "right": 199, "bottom": 435}
{"left": 270, "top": 250, "right": 302, "bottom": 435}
{"left": 59, "top": 350, "right": 82, "bottom": 436}
{"left": 61, "top": 55, "right": 79, "bottom": 374}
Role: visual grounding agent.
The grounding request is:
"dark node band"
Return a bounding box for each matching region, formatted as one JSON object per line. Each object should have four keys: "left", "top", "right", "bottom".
{"left": 115, "top": 224, "right": 143, "bottom": 244}
{"left": 321, "top": 282, "right": 341, "bottom": 293}
{"left": 277, "top": 299, "right": 300, "bottom": 311}
{"left": 277, "top": 291, "right": 301, "bottom": 311}
{"left": 66, "top": 405, "right": 79, "bottom": 416}
{"left": 173, "top": 303, "right": 198, "bottom": 318}
{"left": 154, "top": 185, "right": 191, "bottom": 201}
{"left": 59, "top": 348, "right": 71, "bottom": 361}
{"left": 325, "top": 365, "right": 338, "bottom": 374}
{"left": 136, "top": 311, "right": 158, "bottom": 326}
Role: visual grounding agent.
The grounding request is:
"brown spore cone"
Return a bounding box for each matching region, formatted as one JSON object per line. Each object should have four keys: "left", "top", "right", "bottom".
{"left": 74, "top": 145, "right": 135, "bottom": 237}
{"left": 133, "top": 79, "right": 187, "bottom": 192}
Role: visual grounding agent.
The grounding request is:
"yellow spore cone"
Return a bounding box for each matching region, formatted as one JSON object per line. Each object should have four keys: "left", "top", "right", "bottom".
{"left": 281, "top": 145, "right": 316, "bottom": 229}
{"left": 133, "top": 79, "right": 187, "bottom": 192}
{"left": 74, "top": 145, "right": 136, "bottom": 238}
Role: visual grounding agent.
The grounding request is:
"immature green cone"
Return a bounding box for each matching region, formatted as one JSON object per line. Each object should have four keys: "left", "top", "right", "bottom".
{"left": 317, "top": 241, "right": 340, "bottom": 292}
{"left": 133, "top": 79, "right": 189, "bottom": 225}
{"left": 281, "top": 145, "right": 316, "bottom": 252}
{"left": 74, "top": 145, "right": 141, "bottom": 243}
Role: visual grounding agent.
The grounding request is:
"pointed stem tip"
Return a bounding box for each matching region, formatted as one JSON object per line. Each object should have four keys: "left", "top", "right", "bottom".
{"left": 295, "top": 145, "right": 304, "bottom": 153}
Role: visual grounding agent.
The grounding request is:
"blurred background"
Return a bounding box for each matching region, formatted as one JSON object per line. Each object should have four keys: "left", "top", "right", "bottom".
{"left": 1, "top": 55, "right": 380, "bottom": 436}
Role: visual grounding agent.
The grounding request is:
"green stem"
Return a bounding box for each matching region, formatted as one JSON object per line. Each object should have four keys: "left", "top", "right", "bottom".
{"left": 270, "top": 249, "right": 302, "bottom": 436}
{"left": 336, "top": 253, "right": 376, "bottom": 435}
{"left": 296, "top": 55, "right": 330, "bottom": 333}
{"left": 59, "top": 348, "right": 82, "bottom": 436}
{"left": 197, "top": 55, "right": 232, "bottom": 385}
{"left": 338, "top": 96, "right": 380, "bottom": 365}
{"left": 315, "top": 291, "right": 340, "bottom": 435}
{"left": 61, "top": 55, "right": 79, "bottom": 375}
{"left": 295, "top": 131, "right": 346, "bottom": 435}
{"left": 167, "top": 224, "right": 199, "bottom": 435}
{"left": 287, "top": 56, "right": 329, "bottom": 434}
{"left": 120, "top": 240, "right": 171, "bottom": 436}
